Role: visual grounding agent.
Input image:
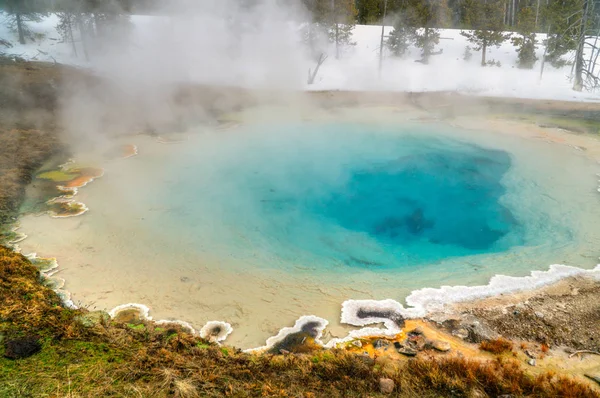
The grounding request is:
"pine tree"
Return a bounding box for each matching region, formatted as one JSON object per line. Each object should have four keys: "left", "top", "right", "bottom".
{"left": 460, "top": 0, "right": 510, "bottom": 66}
{"left": 411, "top": 0, "right": 450, "bottom": 63}
{"left": 327, "top": 0, "right": 357, "bottom": 59}
{"left": 56, "top": 11, "right": 78, "bottom": 56}
{"left": 3, "top": 0, "right": 48, "bottom": 45}
{"left": 303, "top": 0, "right": 356, "bottom": 59}
{"left": 543, "top": 0, "right": 584, "bottom": 68}
{"left": 356, "top": 0, "right": 381, "bottom": 24}
{"left": 511, "top": 6, "right": 538, "bottom": 69}
{"left": 573, "top": 0, "right": 599, "bottom": 91}
{"left": 387, "top": 0, "right": 450, "bottom": 63}
{"left": 302, "top": 0, "right": 332, "bottom": 59}
{"left": 387, "top": 16, "right": 413, "bottom": 57}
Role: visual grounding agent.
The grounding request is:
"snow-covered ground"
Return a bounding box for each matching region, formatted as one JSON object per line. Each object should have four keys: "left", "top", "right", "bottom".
{"left": 320, "top": 25, "right": 599, "bottom": 102}
{"left": 1, "top": 12, "right": 599, "bottom": 102}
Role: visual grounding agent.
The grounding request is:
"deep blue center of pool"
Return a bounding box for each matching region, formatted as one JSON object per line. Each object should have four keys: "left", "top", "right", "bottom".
{"left": 163, "top": 124, "right": 526, "bottom": 270}
{"left": 309, "top": 151, "right": 514, "bottom": 252}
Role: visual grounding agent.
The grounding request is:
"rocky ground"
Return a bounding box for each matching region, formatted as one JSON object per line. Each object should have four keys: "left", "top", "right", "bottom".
{"left": 449, "top": 276, "right": 600, "bottom": 352}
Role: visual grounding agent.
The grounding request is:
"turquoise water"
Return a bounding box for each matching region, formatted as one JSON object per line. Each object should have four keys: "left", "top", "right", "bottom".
{"left": 153, "top": 123, "right": 567, "bottom": 273}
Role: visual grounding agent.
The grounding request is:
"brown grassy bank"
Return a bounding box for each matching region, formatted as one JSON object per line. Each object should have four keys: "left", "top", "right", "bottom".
{"left": 0, "top": 60, "right": 65, "bottom": 227}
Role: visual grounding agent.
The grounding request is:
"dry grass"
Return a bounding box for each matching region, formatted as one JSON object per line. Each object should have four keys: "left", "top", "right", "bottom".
{"left": 479, "top": 338, "right": 515, "bottom": 355}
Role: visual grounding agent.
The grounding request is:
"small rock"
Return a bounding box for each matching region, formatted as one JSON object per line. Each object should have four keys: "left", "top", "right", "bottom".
{"left": 74, "top": 310, "right": 110, "bottom": 328}
{"left": 453, "top": 328, "right": 469, "bottom": 339}
{"left": 469, "top": 389, "right": 486, "bottom": 398}
{"left": 279, "top": 349, "right": 290, "bottom": 355}
{"left": 4, "top": 336, "right": 41, "bottom": 359}
{"left": 379, "top": 377, "right": 395, "bottom": 394}
{"left": 351, "top": 340, "right": 362, "bottom": 348}
{"left": 407, "top": 335, "right": 427, "bottom": 350}
{"left": 358, "top": 354, "right": 375, "bottom": 366}
{"left": 397, "top": 346, "right": 418, "bottom": 357}
{"left": 527, "top": 359, "right": 536, "bottom": 366}
{"left": 585, "top": 374, "right": 600, "bottom": 386}
{"left": 430, "top": 340, "right": 451, "bottom": 352}
{"left": 460, "top": 317, "right": 500, "bottom": 343}
{"left": 524, "top": 350, "right": 536, "bottom": 359}
{"left": 408, "top": 326, "right": 424, "bottom": 335}
{"left": 534, "top": 311, "right": 545, "bottom": 319}
{"left": 373, "top": 339, "right": 390, "bottom": 349}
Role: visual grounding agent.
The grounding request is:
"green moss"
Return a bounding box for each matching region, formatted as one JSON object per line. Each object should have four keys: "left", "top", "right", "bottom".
{"left": 36, "top": 170, "right": 77, "bottom": 182}
{"left": 127, "top": 323, "right": 145, "bottom": 331}
{"left": 196, "top": 342, "right": 210, "bottom": 349}
{"left": 217, "top": 112, "right": 244, "bottom": 123}
{"left": 0, "top": 338, "right": 128, "bottom": 396}
{"left": 496, "top": 113, "right": 600, "bottom": 135}
{"left": 542, "top": 116, "right": 600, "bottom": 135}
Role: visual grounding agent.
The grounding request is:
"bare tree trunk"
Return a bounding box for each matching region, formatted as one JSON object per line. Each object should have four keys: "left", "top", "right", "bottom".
{"left": 378, "top": 0, "right": 388, "bottom": 77}
{"left": 535, "top": 0, "right": 540, "bottom": 29}
{"left": 336, "top": 22, "right": 340, "bottom": 59}
{"left": 588, "top": 31, "right": 598, "bottom": 72}
{"left": 67, "top": 14, "right": 78, "bottom": 57}
{"left": 331, "top": 0, "right": 340, "bottom": 59}
{"left": 574, "top": 0, "right": 590, "bottom": 91}
{"left": 511, "top": 0, "right": 516, "bottom": 27}
{"left": 539, "top": 25, "right": 550, "bottom": 81}
{"left": 16, "top": 12, "right": 26, "bottom": 45}
{"left": 77, "top": 17, "right": 89, "bottom": 61}
{"left": 423, "top": 28, "right": 430, "bottom": 64}
{"left": 93, "top": 13, "right": 101, "bottom": 37}
{"left": 307, "top": 53, "right": 328, "bottom": 84}
{"left": 481, "top": 41, "right": 487, "bottom": 66}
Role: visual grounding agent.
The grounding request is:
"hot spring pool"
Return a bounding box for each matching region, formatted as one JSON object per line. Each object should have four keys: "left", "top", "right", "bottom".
{"left": 158, "top": 124, "right": 540, "bottom": 270}
{"left": 18, "top": 115, "right": 600, "bottom": 347}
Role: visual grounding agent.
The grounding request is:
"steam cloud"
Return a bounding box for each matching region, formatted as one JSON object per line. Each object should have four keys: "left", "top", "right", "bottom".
{"left": 60, "top": 0, "right": 316, "bottom": 149}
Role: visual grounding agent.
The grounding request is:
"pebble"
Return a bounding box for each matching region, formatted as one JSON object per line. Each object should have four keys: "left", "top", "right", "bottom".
{"left": 527, "top": 359, "right": 536, "bottom": 366}
{"left": 373, "top": 339, "right": 390, "bottom": 349}
{"left": 397, "top": 346, "right": 418, "bottom": 357}
{"left": 524, "top": 350, "right": 536, "bottom": 359}
{"left": 379, "top": 378, "right": 395, "bottom": 394}
{"left": 453, "top": 328, "right": 469, "bottom": 339}
{"left": 351, "top": 340, "right": 362, "bottom": 348}
{"left": 431, "top": 340, "right": 451, "bottom": 352}
{"left": 409, "top": 326, "right": 424, "bottom": 335}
